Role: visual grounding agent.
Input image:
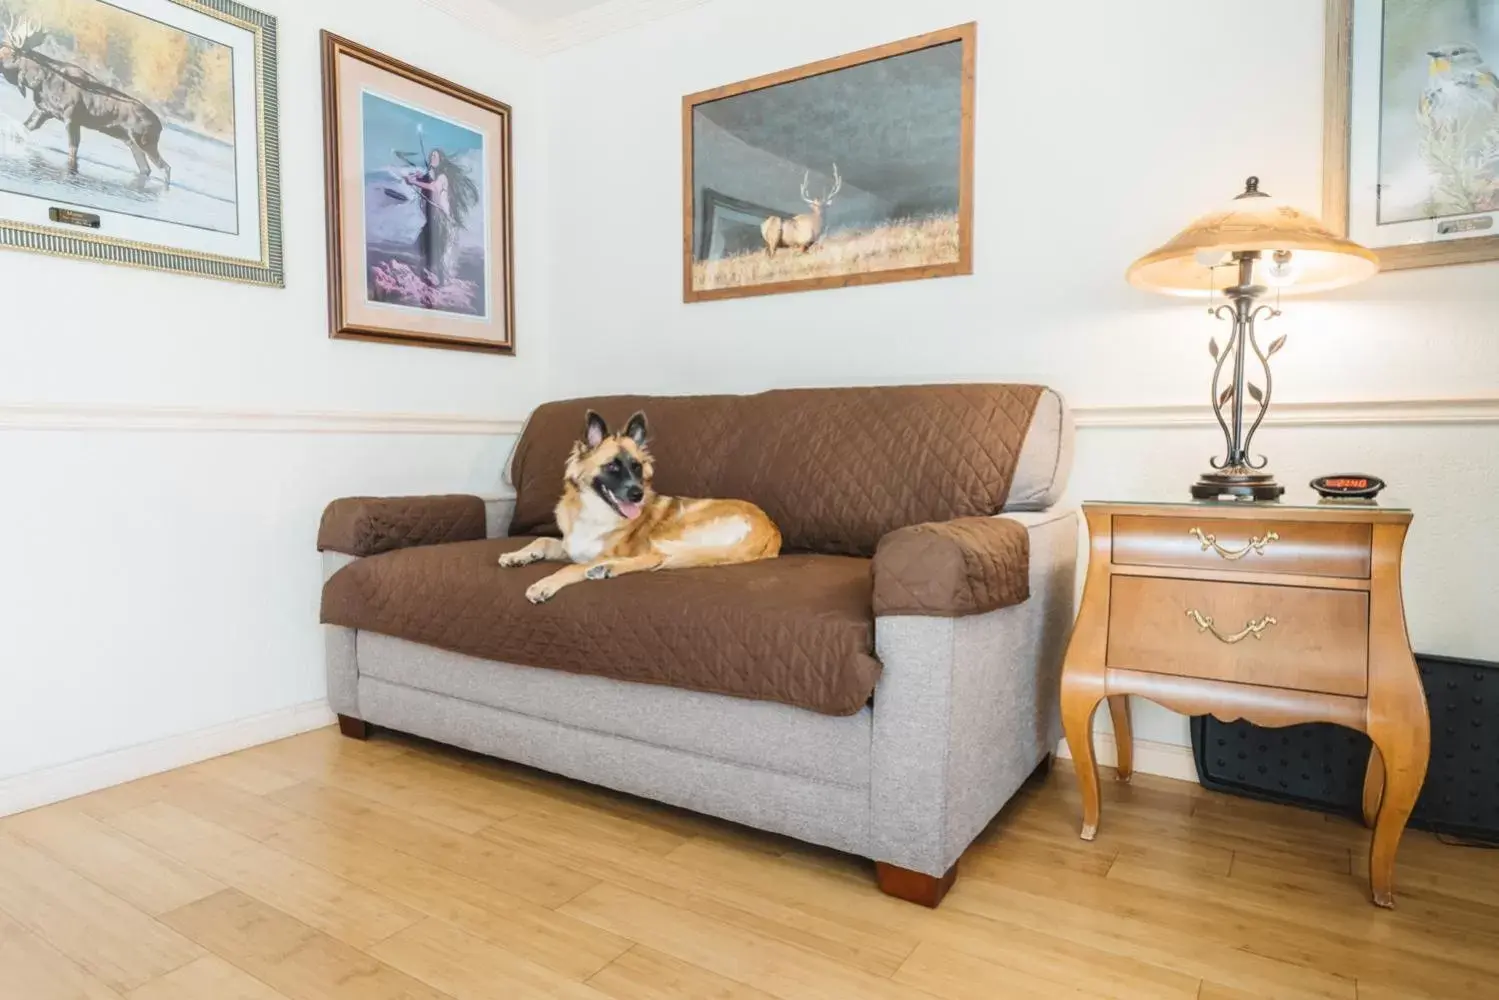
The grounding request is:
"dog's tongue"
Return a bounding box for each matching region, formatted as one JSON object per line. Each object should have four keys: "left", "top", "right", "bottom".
{"left": 617, "top": 499, "right": 643, "bottom": 520}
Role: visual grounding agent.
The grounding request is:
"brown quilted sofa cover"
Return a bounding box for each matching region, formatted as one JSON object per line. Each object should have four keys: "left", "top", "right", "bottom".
{"left": 318, "top": 495, "right": 486, "bottom": 556}
{"left": 322, "top": 384, "right": 1046, "bottom": 716}
{"left": 509, "top": 384, "right": 1045, "bottom": 556}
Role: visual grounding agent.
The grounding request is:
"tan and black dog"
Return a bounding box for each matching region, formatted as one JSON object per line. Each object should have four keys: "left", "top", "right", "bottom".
{"left": 499, "top": 410, "right": 781, "bottom": 603}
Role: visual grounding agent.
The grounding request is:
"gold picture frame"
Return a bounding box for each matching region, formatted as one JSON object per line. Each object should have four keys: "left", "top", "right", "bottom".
{"left": 1323, "top": 0, "right": 1499, "bottom": 270}
{"left": 682, "top": 23, "right": 976, "bottom": 302}
{"left": 0, "top": 0, "right": 282, "bottom": 285}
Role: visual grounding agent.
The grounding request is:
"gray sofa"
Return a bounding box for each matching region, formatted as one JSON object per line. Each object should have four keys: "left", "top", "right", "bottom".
{"left": 319, "top": 384, "right": 1075, "bottom": 905}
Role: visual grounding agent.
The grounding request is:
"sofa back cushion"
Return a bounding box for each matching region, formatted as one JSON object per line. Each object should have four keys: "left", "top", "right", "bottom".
{"left": 508, "top": 383, "right": 1048, "bottom": 556}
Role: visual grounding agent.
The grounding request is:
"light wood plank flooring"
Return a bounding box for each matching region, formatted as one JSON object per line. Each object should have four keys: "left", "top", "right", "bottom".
{"left": 2, "top": 726, "right": 1496, "bottom": 1000}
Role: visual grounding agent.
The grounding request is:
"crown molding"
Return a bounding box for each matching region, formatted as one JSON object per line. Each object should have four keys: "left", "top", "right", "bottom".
{"left": 416, "top": 0, "right": 538, "bottom": 52}
{"left": 529, "top": 0, "right": 716, "bottom": 53}
{"left": 423, "top": 0, "right": 719, "bottom": 54}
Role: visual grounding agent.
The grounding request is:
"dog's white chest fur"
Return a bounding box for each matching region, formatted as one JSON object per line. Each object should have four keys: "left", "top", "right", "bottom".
{"left": 565, "top": 492, "right": 618, "bottom": 563}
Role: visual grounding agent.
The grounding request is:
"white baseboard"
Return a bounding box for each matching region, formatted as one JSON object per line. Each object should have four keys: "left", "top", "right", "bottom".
{"left": 1055, "top": 732, "right": 1200, "bottom": 783}
{"left": 0, "top": 700, "right": 335, "bottom": 817}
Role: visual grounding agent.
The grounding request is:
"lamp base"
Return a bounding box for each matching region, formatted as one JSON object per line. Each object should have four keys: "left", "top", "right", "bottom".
{"left": 1190, "top": 469, "right": 1285, "bottom": 502}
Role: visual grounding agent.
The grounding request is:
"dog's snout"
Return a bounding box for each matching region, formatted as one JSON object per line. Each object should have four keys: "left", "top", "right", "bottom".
{"left": 625, "top": 485, "right": 645, "bottom": 503}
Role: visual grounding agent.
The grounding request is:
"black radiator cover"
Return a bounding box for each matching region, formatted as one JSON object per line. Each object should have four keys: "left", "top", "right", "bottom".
{"left": 1190, "top": 653, "right": 1499, "bottom": 843}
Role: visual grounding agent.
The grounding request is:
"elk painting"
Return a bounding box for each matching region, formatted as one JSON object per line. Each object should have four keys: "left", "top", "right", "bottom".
{"left": 684, "top": 23, "right": 975, "bottom": 301}
{"left": 0, "top": 0, "right": 242, "bottom": 239}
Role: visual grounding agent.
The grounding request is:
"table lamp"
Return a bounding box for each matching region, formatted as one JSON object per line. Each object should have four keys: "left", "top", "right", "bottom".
{"left": 1126, "top": 177, "right": 1379, "bottom": 501}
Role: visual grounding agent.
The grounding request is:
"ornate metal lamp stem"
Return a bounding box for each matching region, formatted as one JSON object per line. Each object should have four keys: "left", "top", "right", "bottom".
{"left": 1192, "top": 251, "right": 1286, "bottom": 501}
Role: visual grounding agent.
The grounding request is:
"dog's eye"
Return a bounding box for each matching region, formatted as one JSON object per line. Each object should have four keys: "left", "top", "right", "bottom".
{"left": 628, "top": 460, "right": 642, "bottom": 475}
{"left": 606, "top": 460, "right": 622, "bottom": 474}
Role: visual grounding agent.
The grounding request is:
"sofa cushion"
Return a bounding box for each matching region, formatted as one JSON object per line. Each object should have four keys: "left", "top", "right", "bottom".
{"left": 321, "top": 537, "right": 880, "bottom": 716}
{"left": 507, "top": 384, "right": 1045, "bottom": 557}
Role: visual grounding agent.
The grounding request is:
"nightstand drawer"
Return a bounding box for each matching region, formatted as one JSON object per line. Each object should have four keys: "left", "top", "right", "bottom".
{"left": 1105, "top": 576, "right": 1369, "bottom": 696}
{"left": 1112, "top": 515, "right": 1372, "bottom": 579}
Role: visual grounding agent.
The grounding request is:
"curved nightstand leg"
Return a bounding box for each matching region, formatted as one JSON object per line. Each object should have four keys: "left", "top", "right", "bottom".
{"left": 1361, "top": 745, "right": 1384, "bottom": 830}
{"left": 1107, "top": 695, "right": 1133, "bottom": 783}
{"left": 1062, "top": 671, "right": 1106, "bottom": 841}
{"left": 1366, "top": 720, "right": 1430, "bottom": 909}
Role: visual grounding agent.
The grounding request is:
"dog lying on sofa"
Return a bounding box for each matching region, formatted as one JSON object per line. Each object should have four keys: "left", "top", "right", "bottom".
{"left": 498, "top": 410, "right": 781, "bottom": 604}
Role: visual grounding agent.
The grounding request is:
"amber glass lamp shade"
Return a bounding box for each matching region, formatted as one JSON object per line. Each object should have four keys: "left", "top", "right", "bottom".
{"left": 1126, "top": 177, "right": 1379, "bottom": 297}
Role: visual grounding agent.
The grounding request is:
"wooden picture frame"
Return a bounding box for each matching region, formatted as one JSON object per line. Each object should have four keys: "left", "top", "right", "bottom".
{"left": 682, "top": 22, "right": 976, "bottom": 302}
{"left": 1323, "top": 0, "right": 1499, "bottom": 271}
{"left": 321, "top": 31, "right": 515, "bottom": 354}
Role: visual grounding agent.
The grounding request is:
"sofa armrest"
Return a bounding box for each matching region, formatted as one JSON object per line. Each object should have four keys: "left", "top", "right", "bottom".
{"left": 317, "top": 494, "right": 487, "bottom": 556}
{"left": 873, "top": 516, "right": 1030, "bottom": 618}
{"left": 319, "top": 490, "right": 515, "bottom": 720}
{"left": 870, "top": 507, "right": 1078, "bottom": 877}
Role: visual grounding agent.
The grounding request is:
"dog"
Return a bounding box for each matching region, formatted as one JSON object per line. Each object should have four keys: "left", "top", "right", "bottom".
{"left": 498, "top": 409, "right": 781, "bottom": 604}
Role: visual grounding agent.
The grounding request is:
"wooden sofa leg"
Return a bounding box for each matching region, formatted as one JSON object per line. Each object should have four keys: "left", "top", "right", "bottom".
{"left": 875, "top": 862, "right": 957, "bottom": 907}
{"left": 337, "top": 715, "right": 370, "bottom": 740}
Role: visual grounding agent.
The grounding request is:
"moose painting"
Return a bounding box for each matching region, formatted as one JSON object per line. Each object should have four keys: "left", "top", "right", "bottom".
{"left": 0, "top": 0, "right": 238, "bottom": 235}
{"left": 684, "top": 23, "right": 975, "bottom": 301}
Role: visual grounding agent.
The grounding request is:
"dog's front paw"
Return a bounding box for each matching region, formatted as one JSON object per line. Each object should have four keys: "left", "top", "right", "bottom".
{"left": 498, "top": 551, "right": 535, "bottom": 568}
{"left": 584, "top": 564, "right": 613, "bottom": 580}
{"left": 525, "top": 581, "right": 557, "bottom": 604}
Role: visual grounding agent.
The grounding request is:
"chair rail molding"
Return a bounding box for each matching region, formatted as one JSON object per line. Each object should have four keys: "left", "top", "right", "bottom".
{"left": 3, "top": 396, "right": 1494, "bottom": 435}
{"left": 0, "top": 402, "right": 523, "bottom": 436}
{"left": 1071, "top": 396, "right": 1499, "bottom": 428}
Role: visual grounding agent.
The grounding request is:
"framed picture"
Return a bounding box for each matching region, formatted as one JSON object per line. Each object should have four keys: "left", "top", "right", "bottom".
{"left": 1324, "top": 0, "right": 1499, "bottom": 270}
{"left": 682, "top": 22, "right": 975, "bottom": 302}
{"left": 0, "top": 0, "right": 282, "bottom": 285}
{"left": 321, "top": 31, "right": 514, "bottom": 354}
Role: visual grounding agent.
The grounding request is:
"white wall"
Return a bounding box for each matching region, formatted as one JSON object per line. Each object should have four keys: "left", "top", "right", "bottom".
{"left": 0, "top": 0, "right": 541, "bottom": 802}
{"left": 5, "top": 0, "right": 1496, "bottom": 804}
{"left": 543, "top": 0, "right": 1499, "bottom": 754}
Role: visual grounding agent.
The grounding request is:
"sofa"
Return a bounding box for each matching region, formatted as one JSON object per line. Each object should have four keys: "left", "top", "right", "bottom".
{"left": 318, "top": 384, "right": 1076, "bottom": 906}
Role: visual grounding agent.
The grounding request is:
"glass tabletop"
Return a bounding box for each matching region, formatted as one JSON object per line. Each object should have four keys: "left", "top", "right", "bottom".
{"left": 1093, "top": 487, "right": 1410, "bottom": 513}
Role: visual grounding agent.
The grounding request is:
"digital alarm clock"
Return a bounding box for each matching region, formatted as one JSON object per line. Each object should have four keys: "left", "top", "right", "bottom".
{"left": 1310, "top": 474, "right": 1386, "bottom": 501}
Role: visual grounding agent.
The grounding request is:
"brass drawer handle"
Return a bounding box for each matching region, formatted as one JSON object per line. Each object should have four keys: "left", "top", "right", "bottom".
{"left": 1186, "top": 609, "right": 1278, "bottom": 644}
{"left": 1189, "top": 526, "right": 1280, "bottom": 560}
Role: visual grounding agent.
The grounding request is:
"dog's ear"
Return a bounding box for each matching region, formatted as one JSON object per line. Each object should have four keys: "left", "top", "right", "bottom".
{"left": 583, "top": 410, "right": 608, "bottom": 449}
{"left": 623, "top": 411, "right": 649, "bottom": 447}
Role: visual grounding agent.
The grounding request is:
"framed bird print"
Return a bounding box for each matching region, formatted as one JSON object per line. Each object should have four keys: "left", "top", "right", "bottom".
{"left": 1324, "top": 0, "right": 1499, "bottom": 270}
{"left": 321, "top": 32, "right": 514, "bottom": 353}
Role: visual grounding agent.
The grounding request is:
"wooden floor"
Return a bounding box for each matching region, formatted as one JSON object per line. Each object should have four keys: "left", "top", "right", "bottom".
{"left": 2, "top": 728, "right": 1496, "bottom": 1000}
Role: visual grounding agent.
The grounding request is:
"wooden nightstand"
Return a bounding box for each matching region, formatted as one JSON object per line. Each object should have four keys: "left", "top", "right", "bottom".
{"left": 1060, "top": 498, "right": 1430, "bottom": 908}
